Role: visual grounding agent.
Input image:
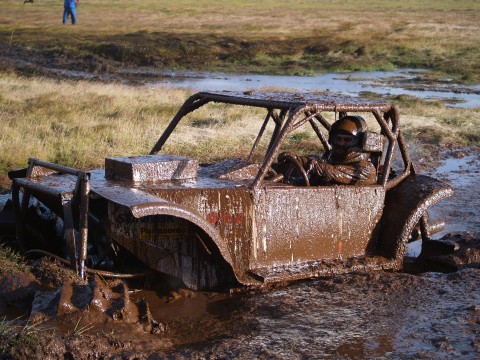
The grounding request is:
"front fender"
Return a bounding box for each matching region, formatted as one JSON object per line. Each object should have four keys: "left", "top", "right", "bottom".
{"left": 92, "top": 186, "right": 235, "bottom": 272}
{"left": 376, "top": 174, "right": 453, "bottom": 266}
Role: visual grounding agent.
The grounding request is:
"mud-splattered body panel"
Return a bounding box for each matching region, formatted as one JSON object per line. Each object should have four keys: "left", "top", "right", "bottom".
{"left": 252, "top": 186, "right": 385, "bottom": 269}
{"left": 142, "top": 184, "right": 254, "bottom": 274}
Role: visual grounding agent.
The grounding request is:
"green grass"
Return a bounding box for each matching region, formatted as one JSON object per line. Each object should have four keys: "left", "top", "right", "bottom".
{"left": 1, "top": 0, "right": 480, "bottom": 82}
{"left": 0, "top": 246, "right": 30, "bottom": 274}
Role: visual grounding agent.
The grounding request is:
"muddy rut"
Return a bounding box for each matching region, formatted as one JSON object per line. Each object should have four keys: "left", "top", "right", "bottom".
{"left": 1, "top": 154, "right": 479, "bottom": 359}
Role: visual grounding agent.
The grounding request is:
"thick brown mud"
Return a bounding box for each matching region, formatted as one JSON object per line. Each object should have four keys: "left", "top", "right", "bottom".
{"left": 0, "top": 126, "right": 479, "bottom": 357}
{"left": 0, "top": 149, "right": 480, "bottom": 359}
{"left": 1, "top": 253, "right": 479, "bottom": 359}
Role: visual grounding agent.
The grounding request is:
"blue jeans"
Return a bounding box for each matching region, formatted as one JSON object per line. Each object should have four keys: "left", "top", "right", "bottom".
{"left": 63, "top": 7, "right": 77, "bottom": 25}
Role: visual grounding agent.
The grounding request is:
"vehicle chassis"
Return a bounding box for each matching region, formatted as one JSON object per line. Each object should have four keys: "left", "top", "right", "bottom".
{"left": 8, "top": 91, "right": 453, "bottom": 290}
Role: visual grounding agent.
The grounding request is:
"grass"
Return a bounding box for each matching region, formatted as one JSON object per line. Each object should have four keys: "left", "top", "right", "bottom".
{"left": 0, "top": 75, "right": 187, "bottom": 173}
{"left": 71, "top": 314, "right": 94, "bottom": 337}
{"left": 0, "top": 74, "right": 267, "bottom": 185}
{"left": 0, "top": 245, "right": 30, "bottom": 274}
{"left": 0, "top": 317, "right": 40, "bottom": 354}
{"left": 0, "top": 0, "right": 479, "bottom": 82}
{"left": 0, "top": 73, "right": 478, "bottom": 187}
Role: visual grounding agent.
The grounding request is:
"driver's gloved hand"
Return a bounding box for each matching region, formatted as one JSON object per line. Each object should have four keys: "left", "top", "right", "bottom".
{"left": 273, "top": 152, "right": 292, "bottom": 174}
{"left": 272, "top": 152, "right": 297, "bottom": 174}
{"left": 277, "top": 152, "right": 297, "bottom": 163}
{"left": 308, "top": 159, "right": 335, "bottom": 185}
{"left": 305, "top": 158, "right": 317, "bottom": 174}
{"left": 308, "top": 158, "right": 327, "bottom": 175}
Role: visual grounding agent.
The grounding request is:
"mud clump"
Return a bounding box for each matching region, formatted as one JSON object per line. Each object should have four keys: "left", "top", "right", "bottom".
{"left": 0, "top": 268, "right": 39, "bottom": 313}
{"left": 0, "top": 236, "right": 479, "bottom": 358}
{"left": 0, "top": 255, "right": 170, "bottom": 358}
{"left": 406, "top": 233, "right": 480, "bottom": 274}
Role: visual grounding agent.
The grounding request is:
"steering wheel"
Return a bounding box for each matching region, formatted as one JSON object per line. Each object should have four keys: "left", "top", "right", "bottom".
{"left": 279, "top": 153, "right": 310, "bottom": 187}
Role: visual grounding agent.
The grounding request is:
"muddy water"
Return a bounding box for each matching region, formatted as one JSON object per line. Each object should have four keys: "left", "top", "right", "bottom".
{"left": 124, "top": 151, "right": 480, "bottom": 359}
{"left": 131, "top": 270, "right": 479, "bottom": 359}
{"left": 9, "top": 56, "right": 479, "bottom": 108}
{"left": 148, "top": 69, "right": 480, "bottom": 108}
{"left": 428, "top": 152, "right": 480, "bottom": 236}
{"left": 406, "top": 151, "right": 480, "bottom": 257}
{"left": 1, "top": 152, "right": 479, "bottom": 358}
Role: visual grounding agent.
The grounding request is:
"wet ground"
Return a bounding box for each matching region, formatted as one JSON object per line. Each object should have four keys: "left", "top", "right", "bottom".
{"left": 0, "top": 149, "right": 479, "bottom": 359}
{"left": 148, "top": 69, "right": 480, "bottom": 108}
{"left": 0, "top": 50, "right": 479, "bottom": 358}
{"left": 427, "top": 150, "right": 480, "bottom": 236}
{"left": 1, "top": 44, "right": 479, "bottom": 108}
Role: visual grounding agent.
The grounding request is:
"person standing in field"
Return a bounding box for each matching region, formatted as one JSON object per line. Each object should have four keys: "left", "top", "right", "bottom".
{"left": 63, "top": 0, "right": 78, "bottom": 25}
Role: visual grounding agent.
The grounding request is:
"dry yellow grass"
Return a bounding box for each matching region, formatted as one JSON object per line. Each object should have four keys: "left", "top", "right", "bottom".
{"left": 0, "top": 74, "right": 268, "bottom": 182}
{"left": 3, "top": 1, "right": 474, "bottom": 46}
{"left": 1, "top": 73, "right": 478, "bottom": 188}
{"left": 3, "top": 1, "right": 477, "bottom": 39}
{"left": 0, "top": 75, "right": 186, "bottom": 173}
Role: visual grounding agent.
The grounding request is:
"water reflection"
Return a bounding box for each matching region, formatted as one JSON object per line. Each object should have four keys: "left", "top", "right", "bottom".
{"left": 149, "top": 69, "right": 480, "bottom": 108}
{"left": 405, "top": 152, "right": 479, "bottom": 257}
{"left": 428, "top": 153, "right": 480, "bottom": 236}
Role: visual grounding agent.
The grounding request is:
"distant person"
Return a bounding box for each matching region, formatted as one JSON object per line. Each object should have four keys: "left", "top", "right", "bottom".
{"left": 63, "top": 0, "right": 78, "bottom": 25}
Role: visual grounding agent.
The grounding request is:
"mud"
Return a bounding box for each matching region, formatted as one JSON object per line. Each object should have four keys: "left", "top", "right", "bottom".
{"left": 0, "top": 150, "right": 479, "bottom": 359}
{"left": 1, "top": 43, "right": 479, "bottom": 108}
{"left": 0, "top": 46, "right": 479, "bottom": 357}
{"left": 1, "top": 248, "right": 479, "bottom": 359}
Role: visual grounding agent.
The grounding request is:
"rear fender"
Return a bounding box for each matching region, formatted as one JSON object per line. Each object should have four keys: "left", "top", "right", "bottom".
{"left": 376, "top": 174, "right": 453, "bottom": 267}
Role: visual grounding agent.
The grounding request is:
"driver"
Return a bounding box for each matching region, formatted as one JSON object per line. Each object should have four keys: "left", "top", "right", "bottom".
{"left": 275, "top": 115, "right": 377, "bottom": 186}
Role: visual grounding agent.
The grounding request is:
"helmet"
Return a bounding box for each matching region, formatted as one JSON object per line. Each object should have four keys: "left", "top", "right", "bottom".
{"left": 328, "top": 115, "right": 367, "bottom": 149}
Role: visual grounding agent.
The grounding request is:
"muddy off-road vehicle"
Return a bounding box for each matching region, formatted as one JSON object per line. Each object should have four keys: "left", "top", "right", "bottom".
{"left": 3, "top": 91, "right": 453, "bottom": 290}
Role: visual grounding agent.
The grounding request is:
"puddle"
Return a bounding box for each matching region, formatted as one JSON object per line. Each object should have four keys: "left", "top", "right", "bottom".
{"left": 3, "top": 47, "right": 479, "bottom": 108}
{"left": 9, "top": 53, "right": 479, "bottom": 108}
{"left": 147, "top": 69, "right": 480, "bottom": 108}
{"left": 130, "top": 270, "right": 480, "bottom": 358}
{"left": 428, "top": 152, "right": 480, "bottom": 236}
{"left": 407, "top": 152, "right": 480, "bottom": 257}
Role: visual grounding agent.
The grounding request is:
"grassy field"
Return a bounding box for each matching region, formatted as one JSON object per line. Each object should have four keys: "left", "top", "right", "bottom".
{"left": 1, "top": 0, "right": 480, "bottom": 81}
{"left": 0, "top": 73, "right": 479, "bottom": 187}
{"left": 0, "top": 0, "right": 479, "bottom": 185}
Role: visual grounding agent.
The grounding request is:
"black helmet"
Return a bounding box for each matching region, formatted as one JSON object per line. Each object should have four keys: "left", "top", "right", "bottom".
{"left": 328, "top": 115, "right": 367, "bottom": 149}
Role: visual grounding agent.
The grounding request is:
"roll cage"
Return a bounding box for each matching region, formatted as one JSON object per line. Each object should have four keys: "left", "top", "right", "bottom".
{"left": 149, "top": 91, "right": 412, "bottom": 190}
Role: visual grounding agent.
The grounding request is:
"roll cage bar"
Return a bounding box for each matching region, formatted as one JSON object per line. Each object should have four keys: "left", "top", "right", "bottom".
{"left": 149, "top": 91, "right": 413, "bottom": 190}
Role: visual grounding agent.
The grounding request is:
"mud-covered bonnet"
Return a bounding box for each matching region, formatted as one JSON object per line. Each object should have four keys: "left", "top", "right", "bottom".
{"left": 328, "top": 115, "right": 367, "bottom": 148}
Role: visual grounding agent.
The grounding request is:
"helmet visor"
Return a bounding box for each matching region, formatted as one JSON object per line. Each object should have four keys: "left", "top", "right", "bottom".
{"left": 331, "top": 132, "right": 357, "bottom": 149}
